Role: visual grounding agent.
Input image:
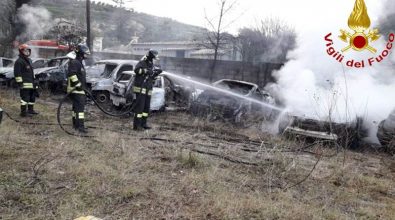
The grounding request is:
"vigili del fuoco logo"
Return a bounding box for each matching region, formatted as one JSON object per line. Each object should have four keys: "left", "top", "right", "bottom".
{"left": 324, "top": 0, "right": 394, "bottom": 68}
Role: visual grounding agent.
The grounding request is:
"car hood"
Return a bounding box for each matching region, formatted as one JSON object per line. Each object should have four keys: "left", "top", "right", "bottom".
{"left": 0, "top": 67, "right": 13, "bottom": 74}
{"left": 0, "top": 67, "right": 14, "bottom": 78}
{"left": 87, "top": 76, "right": 101, "bottom": 83}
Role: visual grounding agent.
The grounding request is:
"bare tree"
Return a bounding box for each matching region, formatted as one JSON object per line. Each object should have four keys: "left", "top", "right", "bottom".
{"left": 47, "top": 19, "right": 86, "bottom": 48}
{"left": 204, "top": 0, "right": 239, "bottom": 82}
{"left": 0, "top": 0, "right": 16, "bottom": 56}
{"left": 237, "top": 17, "right": 296, "bottom": 63}
{"left": 112, "top": 0, "right": 133, "bottom": 8}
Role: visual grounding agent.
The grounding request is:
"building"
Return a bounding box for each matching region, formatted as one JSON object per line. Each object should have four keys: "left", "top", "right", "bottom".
{"left": 127, "top": 41, "right": 241, "bottom": 61}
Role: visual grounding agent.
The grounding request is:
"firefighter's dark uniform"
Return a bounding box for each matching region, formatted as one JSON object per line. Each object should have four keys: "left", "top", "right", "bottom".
{"left": 14, "top": 55, "right": 37, "bottom": 116}
{"left": 133, "top": 56, "right": 154, "bottom": 129}
{"left": 67, "top": 58, "right": 87, "bottom": 131}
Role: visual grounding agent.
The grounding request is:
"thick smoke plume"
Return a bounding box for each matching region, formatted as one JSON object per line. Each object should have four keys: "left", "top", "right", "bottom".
{"left": 16, "top": 4, "right": 53, "bottom": 42}
{"left": 266, "top": 0, "right": 395, "bottom": 142}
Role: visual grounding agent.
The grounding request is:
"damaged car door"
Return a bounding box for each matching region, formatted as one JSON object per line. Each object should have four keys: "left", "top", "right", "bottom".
{"left": 110, "top": 71, "right": 134, "bottom": 107}
{"left": 91, "top": 61, "right": 137, "bottom": 105}
{"left": 109, "top": 72, "right": 167, "bottom": 111}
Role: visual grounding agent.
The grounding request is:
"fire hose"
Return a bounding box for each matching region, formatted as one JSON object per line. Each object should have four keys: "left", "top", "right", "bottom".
{"left": 56, "top": 87, "right": 136, "bottom": 137}
{"left": 1, "top": 88, "right": 136, "bottom": 137}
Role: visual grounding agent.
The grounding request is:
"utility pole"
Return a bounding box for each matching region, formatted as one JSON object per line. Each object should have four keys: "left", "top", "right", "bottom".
{"left": 86, "top": 0, "right": 91, "bottom": 51}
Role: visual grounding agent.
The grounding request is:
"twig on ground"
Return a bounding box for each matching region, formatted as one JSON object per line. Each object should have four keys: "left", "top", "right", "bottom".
{"left": 283, "top": 152, "right": 323, "bottom": 190}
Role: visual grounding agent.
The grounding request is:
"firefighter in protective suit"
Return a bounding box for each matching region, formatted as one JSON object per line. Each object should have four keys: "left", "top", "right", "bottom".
{"left": 67, "top": 44, "right": 90, "bottom": 133}
{"left": 132, "top": 49, "right": 162, "bottom": 130}
{"left": 14, "top": 44, "right": 39, "bottom": 117}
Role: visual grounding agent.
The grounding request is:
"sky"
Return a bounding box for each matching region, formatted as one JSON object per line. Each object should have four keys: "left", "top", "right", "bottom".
{"left": 92, "top": 0, "right": 384, "bottom": 34}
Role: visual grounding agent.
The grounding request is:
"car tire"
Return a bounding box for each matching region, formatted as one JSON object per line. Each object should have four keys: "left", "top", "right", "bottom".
{"left": 95, "top": 91, "right": 110, "bottom": 104}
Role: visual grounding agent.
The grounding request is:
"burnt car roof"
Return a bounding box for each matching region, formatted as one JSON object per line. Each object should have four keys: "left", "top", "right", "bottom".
{"left": 213, "top": 79, "right": 258, "bottom": 87}
{"left": 48, "top": 56, "right": 68, "bottom": 60}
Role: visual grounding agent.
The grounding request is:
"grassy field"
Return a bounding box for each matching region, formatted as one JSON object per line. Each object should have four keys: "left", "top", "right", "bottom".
{"left": 1, "top": 88, "right": 394, "bottom": 219}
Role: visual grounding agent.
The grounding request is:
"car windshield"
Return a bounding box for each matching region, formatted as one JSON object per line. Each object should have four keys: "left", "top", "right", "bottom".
{"left": 3, "top": 59, "right": 14, "bottom": 67}
{"left": 47, "top": 59, "right": 63, "bottom": 67}
{"left": 32, "top": 60, "right": 46, "bottom": 69}
{"left": 99, "top": 63, "right": 118, "bottom": 78}
{"left": 214, "top": 81, "right": 254, "bottom": 95}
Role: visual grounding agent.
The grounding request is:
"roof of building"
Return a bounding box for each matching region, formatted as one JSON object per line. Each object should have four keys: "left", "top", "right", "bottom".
{"left": 130, "top": 41, "right": 201, "bottom": 46}
{"left": 190, "top": 49, "right": 227, "bottom": 55}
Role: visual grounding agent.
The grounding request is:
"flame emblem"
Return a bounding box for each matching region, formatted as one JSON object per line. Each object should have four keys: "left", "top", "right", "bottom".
{"left": 339, "top": 0, "right": 380, "bottom": 53}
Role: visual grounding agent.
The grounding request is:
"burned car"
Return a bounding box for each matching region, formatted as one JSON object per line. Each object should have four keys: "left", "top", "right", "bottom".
{"left": 0, "top": 57, "right": 14, "bottom": 86}
{"left": 1, "top": 58, "right": 48, "bottom": 87}
{"left": 108, "top": 71, "right": 188, "bottom": 111}
{"left": 33, "top": 57, "right": 69, "bottom": 91}
{"left": 0, "top": 57, "right": 60, "bottom": 89}
{"left": 377, "top": 109, "right": 395, "bottom": 150}
{"left": 87, "top": 60, "right": 138, "bottom": 104}
{"left": 0, "top": 57, "right": 14, "bottom": 68}
{"left": 190, "top": 79, "right": 275, "bottom": 126}
{"left": 278, "top": 114, "right": 366, "bottom": 148}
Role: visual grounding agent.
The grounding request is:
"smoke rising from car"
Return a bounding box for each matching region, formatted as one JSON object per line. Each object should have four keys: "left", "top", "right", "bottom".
{"left": 15, "top": 4, "right": 53, "bottom": 57}
{"left": 265, "top": 0, "right": 395, "bottom": 142}
{"left": 16, "top": 4, "right": 53, "bottom": 42}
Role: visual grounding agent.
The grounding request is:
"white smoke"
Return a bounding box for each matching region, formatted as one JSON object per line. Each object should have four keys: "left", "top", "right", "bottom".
{"left": 266, "top": 0, "right": 395, "bottom": 142}
{"left": 16, "top": 4, "right": 53, "bottom": 41}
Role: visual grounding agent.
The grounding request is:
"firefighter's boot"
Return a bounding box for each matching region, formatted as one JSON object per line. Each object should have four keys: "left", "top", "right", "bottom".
{"left": 141, "top": 118, "right": 151, "bottom": 130}
{"left": 72, "top": 117, "right": 77, "bottom": 129}
{"left": 20, "top": 105, "right": 29, "bottom": 117}
{"left": 76, "top": 119, "right": 88, "bottom": 134}
{"left": 133, "top": 117, "right": 143, "bottom": 131}
{"left": 27, "top": 105, "right": 39, "bottom": 115}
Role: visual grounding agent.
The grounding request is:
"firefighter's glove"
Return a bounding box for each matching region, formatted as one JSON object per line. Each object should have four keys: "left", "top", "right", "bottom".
{"left": 17, "top": 82, "right": 23, "bottom": 88}
{"left": 146, "top": 68, "right": 153, "bottom": 75}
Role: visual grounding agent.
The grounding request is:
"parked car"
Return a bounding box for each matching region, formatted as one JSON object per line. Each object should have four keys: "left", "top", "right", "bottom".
{"left": 377, "top": 109, "right": 395, "bottom": 150}
{"left": 189, "top": 79, "right": 275, "bottom": 126}
{"left": 0, "top": 58, "right": 50, "bottom": 87}
{"left": 87, "top": 60, "right": 139, "bottom": 104}
{"left": 0, "top": 57, "right": 14, "bottom": 86}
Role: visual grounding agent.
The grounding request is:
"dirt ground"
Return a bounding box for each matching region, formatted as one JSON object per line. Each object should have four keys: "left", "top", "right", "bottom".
{"left": 1, "top": 88, "right": 395, "bottom": 220}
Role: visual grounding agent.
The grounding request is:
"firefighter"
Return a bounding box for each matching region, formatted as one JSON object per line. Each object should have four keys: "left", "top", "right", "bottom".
{"left": 132, "top": 49, "right": 162, "bottom": 130}
{"left": 14, "top": 44, "right": 39, "bottom": 117}
{"left": 66, "top": 44, "right": 90, "bottom": 133}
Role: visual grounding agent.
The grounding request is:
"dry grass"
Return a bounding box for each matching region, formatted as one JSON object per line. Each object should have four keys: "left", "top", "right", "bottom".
{"left": 1, "top": 88, "right": 395, "bottom": 219}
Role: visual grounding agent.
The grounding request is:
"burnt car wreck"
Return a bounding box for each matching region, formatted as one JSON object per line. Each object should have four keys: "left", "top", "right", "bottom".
{"left": 279, "top": 114, "right": 367, "bottom": 147}
{"left": 377, "top": 109, "right": 395, "bottom": 151}
{"left": 190, "top": 79, "right": 275, "bottom": 127}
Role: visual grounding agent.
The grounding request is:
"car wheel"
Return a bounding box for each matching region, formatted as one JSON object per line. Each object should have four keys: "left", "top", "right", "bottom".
{"left": 95, "top": 91, "right": 110, "bottom": 104}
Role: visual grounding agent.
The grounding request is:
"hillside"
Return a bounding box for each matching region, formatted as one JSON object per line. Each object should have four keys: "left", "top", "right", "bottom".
{"left": 31, "top": 0, "right": 207, "bottom": 48}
